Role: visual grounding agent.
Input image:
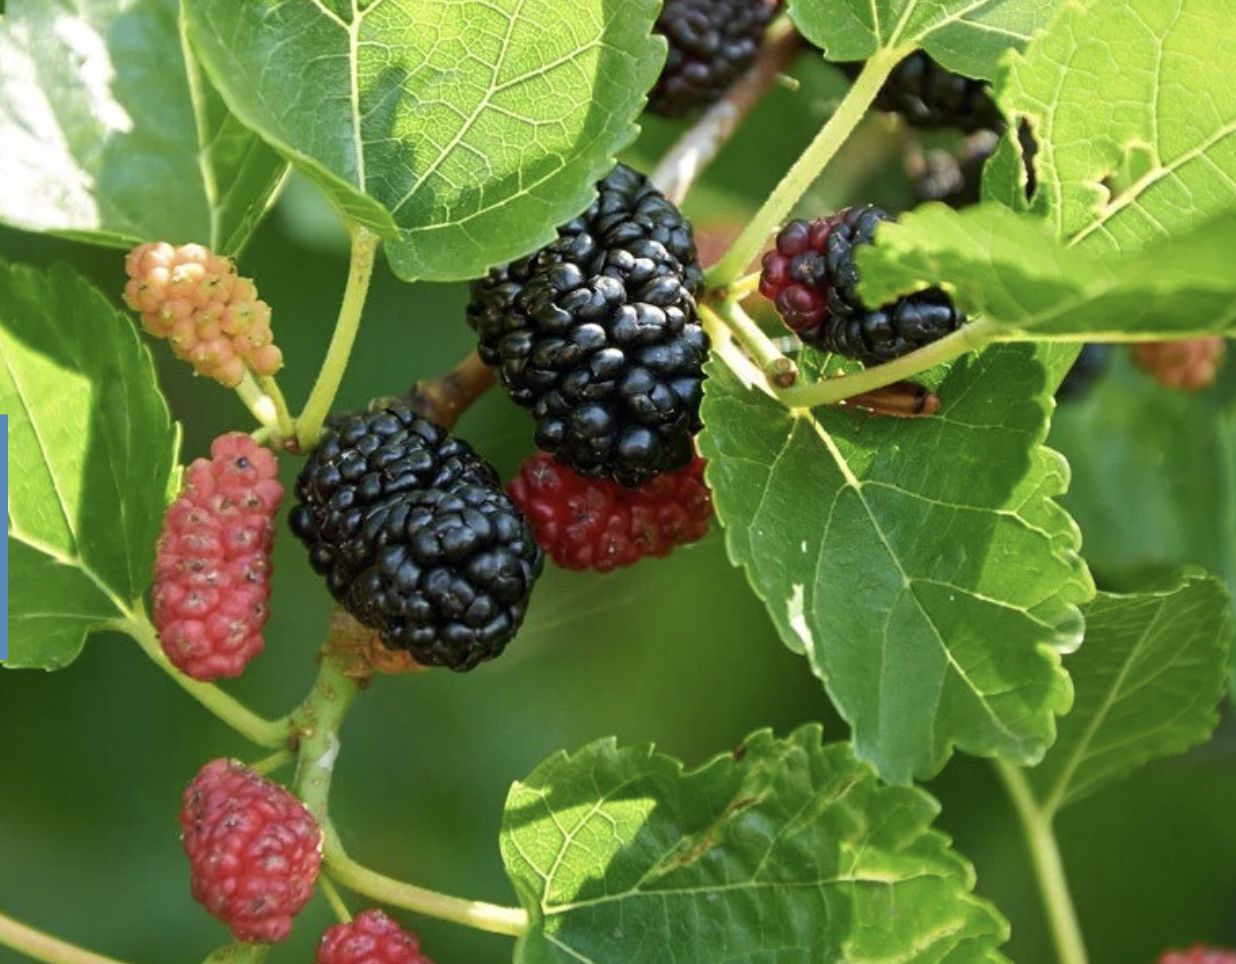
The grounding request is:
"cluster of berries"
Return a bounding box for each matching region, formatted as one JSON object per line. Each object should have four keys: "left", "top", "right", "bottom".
{"left": 153, "top": 433, "right": 282, "bottom": 681}
{"left": 180, "top": 759, "right": 433, "bottom": 962}
{"left": 468, "top": 163, "right": 709, "bottom": 489}
{"left": 466, "top": 162, "right": 716, "bottom": 575}
{"left": 123, "top": 241, "right": 282, "bottom": 387}
{"left": 759, "top": 205, "right": 965, "bottom": 364}
{"left": 289, "top": 400, "right": 544, "bottom": 671}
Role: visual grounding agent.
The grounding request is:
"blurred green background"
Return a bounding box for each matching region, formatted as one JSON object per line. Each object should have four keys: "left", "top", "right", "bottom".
{"left": 3, "top": 54, "right": 1236, "bottom": 964}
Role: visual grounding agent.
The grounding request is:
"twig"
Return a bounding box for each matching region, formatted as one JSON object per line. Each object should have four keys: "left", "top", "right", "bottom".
{"left": 407, "top": 351, "right": 496, "bottom": 432}
{"left": 0, "top": 909, "right": 137, "bottom": 964}
{"left": 651, "top": 17, "right": 805, "bottom": 206}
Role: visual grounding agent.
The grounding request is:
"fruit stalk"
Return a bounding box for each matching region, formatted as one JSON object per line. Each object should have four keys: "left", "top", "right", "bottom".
{"left": 320, "top": 827, "right": 529, "bottom": 938}
{"left": 120, "top": 613, "right": 291, "bottom": 748}
{"left": 0, "top": 910, "right": 136, "bottom": 964}
{"left": 706, "top": 47, "right": 908, "bottom": 288}
{"left": 701, "top": 301, "right": 797, "bottom": 387}
{"left": 297, "top": 224, "right": 380, "bottom": 450}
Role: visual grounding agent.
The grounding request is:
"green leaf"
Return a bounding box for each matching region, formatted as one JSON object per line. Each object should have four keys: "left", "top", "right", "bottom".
{"left": 1051, "top": 351, "right": 1236, "bottom": 595}
{"left": 1, "top": 259, "right": 178, "bottom": 670}
{"left": 183, "top": 0, "right": 664, "bottom": 282}
{"left": 5, "top": 539, "right": 123, "bottom": 670}
{"left": 788, "top": 0, "right": 1060, "bottom": 80}
{"left": 697, "top": 348, "right": 1090, "bottom": 783}
{"left": 0, "top": 0, "right": 286, "bottom": 253}
{"left": 502, "top": 725, "right": 1009, "bottom": 964}
{"left": 991, "top": 0, "right": 1236, "bottom": 248}
{"left": 1025, "top": 577, "right": 1233, "bottom": 813}
{"left": 856, "top": 203, "right": 1236, "bottom": 339}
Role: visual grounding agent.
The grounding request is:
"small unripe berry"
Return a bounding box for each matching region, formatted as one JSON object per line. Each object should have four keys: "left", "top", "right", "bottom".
{"left": 180, "top": 759, "right": 322, "bottom": 943}
{"left": 153, "top": 433, "right": 282, "bottom": 681}
{"left": 317, "top": 909, "right": 436, "bottom": 964}
{"left": 123, "top": 241, "right": 283, "bottom": 386}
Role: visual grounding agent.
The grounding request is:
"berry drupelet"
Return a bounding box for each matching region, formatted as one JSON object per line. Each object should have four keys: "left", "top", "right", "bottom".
{"left": 468, "top": 163, "right": 709, "bottom": 488}
{"left": 759, "top": 205, "right": 965, "bottom": 365}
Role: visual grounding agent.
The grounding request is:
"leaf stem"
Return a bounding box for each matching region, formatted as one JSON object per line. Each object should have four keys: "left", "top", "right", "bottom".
{"left": 994, "top": 761, "right": 1090, "bottom": 964}
{"left": 296, "top": 224, "right": 380, "bottom": 450}
{"left": 120, "top": 615, "right": 291, "bottom": 749}
{"left": 774, "top": 316, "right": 999, "bottom": 408}
{"left": 322, "top": 827, "right": 528, "bottom": 938}
{"left": 0, "top": 909, "right": 138, "bottom": 964}
{"left": 651, "top": 16, "right": 804, "bottom": 206}
{"left": 706, "top": 47, "right": 907, "bottom": 288}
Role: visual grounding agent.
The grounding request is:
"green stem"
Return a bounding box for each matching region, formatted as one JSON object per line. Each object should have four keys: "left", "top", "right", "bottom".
{"left": 120, "top": 614, "right": 290, "bottom": 748}
{"left": 706, "top": 48, "right": 908, "bottom": 288}
{"left": 258, "top": 375, "right": 295, "bottom": 440}
{"left": 702, "top": 302, "right": 797, "bottom": 388}
{"left": 322, "top": 827, "right": 528, "bottom": 938}
{"left": 319, "top": 871, "right": 354, "bottom": 924}
{"left": 291, "top": 656, "right": 362, "bottom": 823}
{"left": 249, "top": 748, "right": 295, "bottom": 777}
{"left": 234, "top": 371, "right": 278, "bottom": 430}
{"left": 994, "top": 761, "right": 1090, "bottom": 964}
{"left": 296, "top": 224, "right": 380, "bottom": 450}
{"left": 774, "top": 316, "right": 999, "bottom": 408}
{"left": 0, "top": 909, "right": 138, "bottom": 964}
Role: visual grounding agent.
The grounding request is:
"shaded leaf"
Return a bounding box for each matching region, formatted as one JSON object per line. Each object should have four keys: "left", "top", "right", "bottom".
{"left": 698, "top": 348, "right": 1090, "bottom": 783}
{"left": 990, "top": 0, "right": 1236, "bottom": 249}
{"left": 184, "top": 0, "right": 664, "bottom": 281}
{"left": 1051, "top": 351, "right": 1236, "bottom": 595}
{"left": 1, "top": 260, "right": 178, "bottom": 670}
{"left": 789, "top": 0, "right": 1061, "bottom": 80}
{"left": 1026, "top": 576, "right": 1233, "bottom": 813}
{"left": 502, "top": 725, "right": 1009, "bottom": 964}
{"left": 0, "top": 0, "right": 286, "bottom": 253}
{"left": 857, "top": 203, "right": 1236, "bottom": 339}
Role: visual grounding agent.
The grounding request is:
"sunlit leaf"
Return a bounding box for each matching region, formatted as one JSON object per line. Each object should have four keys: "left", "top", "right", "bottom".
{"left": 789, "top": 0, "right": 1061, "bottom": 80}
{"left": 1, "top": 260, "right": 177, "bottom": 669}
{"left": 856, "top": 204, "right": 1236, "bottom": 339}
{"left": 698, "top": 348, "right": 1090, "bottom": 783}
{"left": 990, "top": 0, "right": 1236, "bottom": 249}
{"left": 184, "top": 0, "right": 664, "bottom": 281}
{"left": 0, "top": 0, "right": 286, "bottom": 252}
{"left": 503, "top": 726, "right": 1009, "bottom": 964}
